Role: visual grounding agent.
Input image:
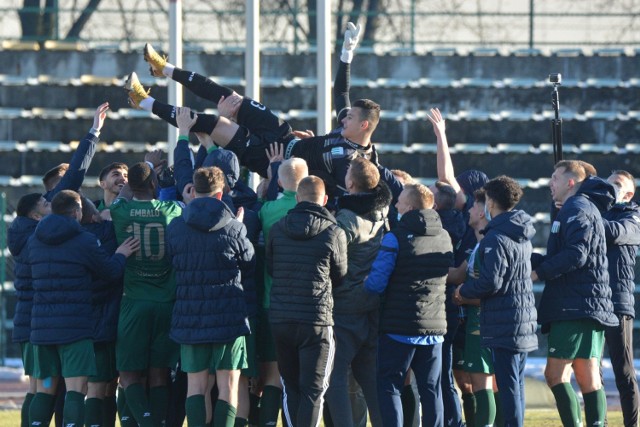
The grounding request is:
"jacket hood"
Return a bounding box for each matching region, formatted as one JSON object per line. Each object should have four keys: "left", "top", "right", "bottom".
{"left": 230, "top": 180, "right": 260, "bottom": 210}
{"left": 609, "top": 201, "right": 640, "bottom": 215}
{"left": 456, "top": 169, "right": 489, "bottom": 212}
{"left": 282, "top": 201, "right": 336, "bottom": 240}
{"left": 577, "top": 176, "right": 616, "bottom": 214}
{"left": 399, "top": 208, "right": 443, "bottom": 236}
{"left": 8, "top": 216, "right": 38, "bottom": 256}
{"left": 437, "top": 209, "right": 466, "bottom": 243}
{"left": 486, "top": 210, "right": 535, "bottom": 243}
{"left": 184, "top": 197, "right": 234, "bottom": 232}
{"left": 35, "top": 214, "right": 83, "bottom": 245}
{"left": 337, "top": 182, "right": 392, "bottom": 221}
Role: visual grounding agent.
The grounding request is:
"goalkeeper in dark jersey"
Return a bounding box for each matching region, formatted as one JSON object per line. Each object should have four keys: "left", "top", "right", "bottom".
{"left": 125, "top": 23, "right": 402, "bottom": 200}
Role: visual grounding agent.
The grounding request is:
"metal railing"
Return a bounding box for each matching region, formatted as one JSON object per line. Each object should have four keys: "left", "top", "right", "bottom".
{"left": 1, "top": 1, "right": 639, "bottom": 52}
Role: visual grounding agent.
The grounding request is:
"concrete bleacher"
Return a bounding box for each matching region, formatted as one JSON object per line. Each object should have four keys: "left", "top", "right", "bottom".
{"left": 1, "top": 46, "right": 640, "bottom": 358}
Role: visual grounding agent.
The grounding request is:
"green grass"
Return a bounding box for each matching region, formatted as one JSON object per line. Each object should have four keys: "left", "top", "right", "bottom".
{"left": 0, "top": 408, "right": 626, "bottom": 427}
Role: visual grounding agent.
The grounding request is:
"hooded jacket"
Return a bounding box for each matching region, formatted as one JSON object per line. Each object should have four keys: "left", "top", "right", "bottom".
{"left": 373, "top": 209, "right": 453, "bottom": 336}
{"left": 437, "top": 208, "right": 468, "bottom": 316}
{"left": 459, "top": 210, "right": 538, "bottom": 352}
{"left": 28, "top": 214, "right": 126, "bottom": 345}
{"left": 333, "top": 183, "right": 391, "bottom": 314}
{"left": 82, "top": 221, "right": 122, "bottom": 343}
{"left": 266, "top": 201, "right": 348, "bottom": 326}
{"left": 603, "top": 202, "right": 640, "bottom": 317}
{"left": 8, "top": 216, "right": 38, "bottom": 343}
{"left": 536, "top": 177, "right": 618, "bottom": 329}
{"left": 167, "top": 197, "right": 254, "bottom": 344}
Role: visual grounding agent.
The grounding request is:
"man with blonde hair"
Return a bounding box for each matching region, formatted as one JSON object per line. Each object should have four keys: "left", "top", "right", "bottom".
{"left": 366, "top": 183, "right": 453, "bottom": 426}
{"left": 533, "top": 160, "right": 617, "bottom": 427}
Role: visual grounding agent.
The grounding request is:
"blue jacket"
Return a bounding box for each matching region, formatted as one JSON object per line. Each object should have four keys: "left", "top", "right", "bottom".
{"left": 29, "top": 214, "right": 126, "bottom": 345}
{"left": 43, "top": 132, "right": 98, "bottom": 201}
{"left": 7, "top": 216, "right": 38, "bottom": 343}
{"left": 603, "top": 202, "right": 640, "bottom": 317}
{"left": 536, "top": 177, "right": 618, "bottom": 329}
{"left": 438, "top": 208, "right": 468, "bottom": 316}
{"left": 167, "top": 197, "right": 254, "bottom": 344}
{"left": 82, "top": 221, "right": 122, "bottom": 343}
{"left": 223, "top": 197, "right": 261, "bottom": 318}
{"left": 460, "top": 210, "right": 538, "bottom": 352}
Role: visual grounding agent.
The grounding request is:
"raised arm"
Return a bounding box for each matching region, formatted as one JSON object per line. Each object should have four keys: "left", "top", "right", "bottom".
{"left": 427, "top": 108, "right": 461, "bottom": 194}
{"left": 45, "top": 102, "right": 109, "bottom": 201}
{"left": 334, "top": 22, "right": 361, "bottom": 124}
{"left": 173, "top": 107, "right": 199, "bottom": 195}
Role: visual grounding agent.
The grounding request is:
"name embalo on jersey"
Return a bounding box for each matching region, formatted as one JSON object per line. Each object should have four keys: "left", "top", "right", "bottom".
{"left": 129, "top": 208, "right": 162, "bottom": 217}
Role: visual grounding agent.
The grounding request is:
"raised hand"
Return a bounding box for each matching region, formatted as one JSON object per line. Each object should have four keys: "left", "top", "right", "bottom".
{"left": 265, "top": 142, "right": 284, "bottom": 164}
{"left": 176, "top": 107, "right": 198, "bottom": 136}
{"left": 93, "top": 102, "right": 110, "bottom": 131}
{"left": 144, "top": 149, "right": 167, "bottom": 174}
{"left": 218, "top": 92, "right": 243, "bottom": 121}
{"left": 426, "top": 107, "right": 446, "bottom": 139}
{"left": 341, "top": 22, "right": 362, "bottom": 63}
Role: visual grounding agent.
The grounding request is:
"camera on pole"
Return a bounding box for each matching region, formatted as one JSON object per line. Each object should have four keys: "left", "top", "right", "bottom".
{"left": 550, "top": 73, "right": 563, "bottom": 164}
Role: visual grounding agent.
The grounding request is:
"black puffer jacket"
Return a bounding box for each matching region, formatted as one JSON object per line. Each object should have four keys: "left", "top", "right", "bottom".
{"left": 380, "top": 209, "right": 454, "bottom": 336}
{"left": 266, "top": 201, "right": 348, "bottom": 326}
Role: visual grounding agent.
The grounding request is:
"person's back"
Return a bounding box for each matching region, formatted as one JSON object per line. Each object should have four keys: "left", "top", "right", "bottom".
{"left": 27, "top": 190, "right": 136, "bottom": 427}
{"left": 29, "top": 193, "right": 127, "bottom": 345}
{"left": 326, "top": 158, "right": 390, "bottom": 427}
{"left": 109, "top": 162, "right": 183, "bottom": 427}
{"left": 267, "top": 184, "right": 347, "bottom": 325}
{"left": 109, "top": 171, "right": 183, "bottom": 303}
{"left": 167, "top": 169, "right": 253, "bottom": 345}
{"left": 265, "top": 176, "right": 347, "bottom": 426}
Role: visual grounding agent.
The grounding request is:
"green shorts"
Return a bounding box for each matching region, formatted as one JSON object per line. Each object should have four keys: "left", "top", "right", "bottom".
{"left": 116, "top": 296, "right": 179, "bottom": 371}
{"left": 256, "top": 309, "right": 277, "bottom": 363}
{"left": 452, "top": 325, "right": 466, "bottom": 371}
{"left": 21, "top": 342, "right": 35, "bottom": 376}
{"left": 89, "top": 341, "right": 117, "bottom": 383}
{"left": 242, "top": 317, "right": 259, "bottom": 377}
{"left": 464, "top": 333, "right": 494, "bottom": 374}
{"left": 33, "top": 339, "right": 96, "bottom": 379}
{"left": 547, "top": 319, "right": 605, "bottom": 360}
{"left": 180, "top": 336, "right": 247, "bottom": 373}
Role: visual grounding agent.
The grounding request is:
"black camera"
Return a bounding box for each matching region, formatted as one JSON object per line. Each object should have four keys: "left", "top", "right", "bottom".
{"left": 549, "top": 73, "right": 562, "bottom": 84}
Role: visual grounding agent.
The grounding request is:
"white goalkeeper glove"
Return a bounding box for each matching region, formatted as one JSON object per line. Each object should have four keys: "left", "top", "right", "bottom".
{"left": 341, "top": 22, "right": 362, "bottom": 64}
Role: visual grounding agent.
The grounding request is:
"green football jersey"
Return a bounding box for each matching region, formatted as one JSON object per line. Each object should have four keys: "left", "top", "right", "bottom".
{"left": 110, "top": 198, "right": 183, "bottom": 302}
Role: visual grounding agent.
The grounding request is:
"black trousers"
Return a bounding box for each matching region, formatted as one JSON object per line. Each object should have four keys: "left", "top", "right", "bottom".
{"left": 271, "top": 322, "right": 335, "bottom": 427}
{"left": 605, "top": 314, "right": 639, "bottom": 427}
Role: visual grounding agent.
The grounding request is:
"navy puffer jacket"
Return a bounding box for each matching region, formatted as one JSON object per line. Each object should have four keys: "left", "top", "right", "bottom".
{"left": 8, "top": 216, "right": 38, "bottom": 343}
{"left": 82, "top": 221, "right": 122, "bottom": 343}
{"left": 536, "top": 177, "right": 618, "bottom": 330}
{"left": 29, "top": 214, "right": 126, "bottom": 345}
{"left": 603, "top": 202, "right": 640, "bottom": 317}
{"left": 167, "top": 197, "right": 254, "bottom": 344}
{"left": 460, "top": 210, "right": 538, "bottom": 352}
